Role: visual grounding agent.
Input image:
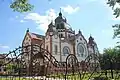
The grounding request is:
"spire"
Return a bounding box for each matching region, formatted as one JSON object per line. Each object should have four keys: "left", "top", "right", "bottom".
{"left": 89, "top": 34, "right": 94, "bottom": 41}
{"left": 59, "top": 8, "right": 62, "bottom": 16}
{"left": 88, "top": 34, "right": 95, "bottom": 46}
{"left": 47, "top": 22, "right": 54, "bottom": 32}
{"left": 26, "top": 28, "right": 29, "bottom": 32}
{"left": 78, "top": 29, "right": 81, "bottom": 34}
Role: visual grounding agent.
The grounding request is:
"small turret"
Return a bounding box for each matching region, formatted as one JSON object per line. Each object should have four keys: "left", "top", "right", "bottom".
{"left": 78, "top": 29, "right": 81, "bottom": 34}
{"left": 55, "top": 9, "right": 67, "bottom": 23}
{"left": 88, "top": 35, "right": 95, "bottom": 46}
{"left": 59, "top": 8, "right": 62, "bottom": 17}
{"left": 26, "top": 28, "right": 29, "bottom": 32}
{"left": 47, "top": 22, "right": 54, "bottom": 32}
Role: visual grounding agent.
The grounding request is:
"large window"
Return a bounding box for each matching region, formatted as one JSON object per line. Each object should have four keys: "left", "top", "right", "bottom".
{"left": 63, "top": 46, "right": 70, "bottom": 56}
{"left": 55, "top": 45, "right": 58, "bottom": 54}
{"left": 61, "top": 23, "right": 64, "bottom": 29}
{"left": 77, "top": 43, "right": 86, "bottom": 57}
{"left": 57, "top": 24, "right": 60, "bottom": 29}
{"left": 59, "top": 34, "right": 63, "bottom": 38}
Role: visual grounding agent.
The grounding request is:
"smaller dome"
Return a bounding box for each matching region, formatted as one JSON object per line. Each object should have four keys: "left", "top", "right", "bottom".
{"left": 59, "top": 12, "right": 62, "bottom": 16}
{"left": 89, "top": 35, "right": 94, "bottom": 41}
{"left": 47, "top": 22, "right": 55, "bottom": 32}
{"left": 78, "top": 29, "right": 82, "bottom": 34}
{"left": 88, "top": 35, "right": 95, "bottom": 46}
{"left": 55, "top": 11, "right": 67, "bottom": 23}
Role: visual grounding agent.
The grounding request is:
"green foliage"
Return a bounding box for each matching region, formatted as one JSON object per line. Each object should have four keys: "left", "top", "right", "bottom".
{"left": 101, "top": 47, "right": 120, "bottom": 70}
{"left": 10, "top": 0, "right": 34, "bottom": 12}
{"left": 107, "top": 0, "right": 120, "bottom": 18}
{"left": 103, "top": 48, "right": 116, "bottom": 58}
{"left": 112, "top": 24, "right": 120, "bottom": 39}
{"left": 107, "top": 0, "right": 120, "bottom": 45}
{"left": 5, "top": 63, "right": 20, "bottom": 74}
{"left": 6, "top": 63, "right": 14, "bottom": 73}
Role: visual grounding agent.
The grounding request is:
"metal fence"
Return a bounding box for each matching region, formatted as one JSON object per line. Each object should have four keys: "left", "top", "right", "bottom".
{"left": 0, "top": 45, "right": 120, "bottom": 80}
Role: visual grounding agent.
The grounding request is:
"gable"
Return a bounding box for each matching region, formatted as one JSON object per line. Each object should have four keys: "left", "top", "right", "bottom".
{"left": 75, "top": 33, "right": 87, "bottom": 44}
{"left": 22, "top": 32, "right": 31, "bottom": 46}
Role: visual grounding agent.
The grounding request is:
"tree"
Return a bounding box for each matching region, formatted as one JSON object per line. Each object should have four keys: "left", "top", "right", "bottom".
{"left": 101, "top": 47, "right": 120, "bottom": 70}
{"left": 3, "top": 0, "right": 51, "bottom": 13}
{"left": 107, "top": 0, "right": 120, "bottom": 46}
{"left": 107, "top": 0, "right": 120, "bottom": 18}
{"left": 9, "top": 0, "right": 34, "bottom": 12}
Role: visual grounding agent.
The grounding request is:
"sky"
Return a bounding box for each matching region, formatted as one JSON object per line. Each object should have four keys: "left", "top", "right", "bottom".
{"left": 0, "top": 0, "right": 120, "bottom": 53}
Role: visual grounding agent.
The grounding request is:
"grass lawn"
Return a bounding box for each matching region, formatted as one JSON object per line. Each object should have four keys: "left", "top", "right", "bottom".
{"left": 0, "top": 71, "right": 120, "bottom": 80}
{"left": 0, "top": 77, "right": 38, "bottom": 80}
{"left": 47, "top": 71, "right": 120, "bottom": 80}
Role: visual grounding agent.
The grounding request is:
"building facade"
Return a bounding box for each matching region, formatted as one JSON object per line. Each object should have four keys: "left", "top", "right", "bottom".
{"left": 22, "top": 11, "right": 100, "bottom": 75}
{"left": 22, "top": 11, "right": 99, "bottom": 63}
{"left": 44, "top": 11, "right": 99, "bottom": 62}
{"left": 0, "top": 54, "right": 7, "bottom": 74}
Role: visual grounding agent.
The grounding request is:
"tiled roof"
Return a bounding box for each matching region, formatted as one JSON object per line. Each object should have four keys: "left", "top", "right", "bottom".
{"left": 28, "top": 32, "right": 45, "bottom": 40}
{"left": 0, "top": 54, "right": 6, "bottom": 59}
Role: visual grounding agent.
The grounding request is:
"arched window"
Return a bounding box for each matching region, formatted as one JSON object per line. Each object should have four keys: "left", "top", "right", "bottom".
{"left": 61, "top": 23, "right": 64, "bottom": 29}
{"left": 54, "top": 45, "right": 58, "bottom": 54}
{"left": 61, "top": 34, "right": 63, "bottom": 38}
{"left": 63, "top": 46, "right": 70, "bottom": 56}
{"left": 56, "top": 24, "right": 60, "bottom": 29}
{"left": 77, "top": 43, "right": 86, "bottom": 57}
{"left": 59, "top": 34, "right": 63, "bottom": 38}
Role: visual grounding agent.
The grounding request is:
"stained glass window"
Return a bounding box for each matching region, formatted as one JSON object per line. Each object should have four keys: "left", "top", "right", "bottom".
{"left": 63, "top": 46, "right": 70, "bottom": 56}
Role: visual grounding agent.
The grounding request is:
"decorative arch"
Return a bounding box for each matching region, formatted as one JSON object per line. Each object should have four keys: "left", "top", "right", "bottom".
{"left": 63, "top": 46, "right": 70, "bottom": 56}
{"left": 77, "top": 43, "right": 87, "bottom": 57}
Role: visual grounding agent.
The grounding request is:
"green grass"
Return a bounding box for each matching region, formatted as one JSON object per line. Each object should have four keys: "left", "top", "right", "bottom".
{"left": 0, "top": 77, "right": 37, "bottom": 80}
{"left": 0, "top": 71, "right": 120, "bottom": 80}
{"left": 46, "top": 71, "right": 120, "bottom": 80}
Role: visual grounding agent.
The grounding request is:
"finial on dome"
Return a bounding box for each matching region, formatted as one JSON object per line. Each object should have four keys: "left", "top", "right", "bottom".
{"left": 59, "top": 8, "right": 62, "bottom": 16}
{"left": 89, "top": 34, "right": 94, "bottom": 40}
{"left": 26, "top": 28, "right": 29, "bottom": 32}
{"left": 78, "top": 29, "right": 81, "bottom": 34}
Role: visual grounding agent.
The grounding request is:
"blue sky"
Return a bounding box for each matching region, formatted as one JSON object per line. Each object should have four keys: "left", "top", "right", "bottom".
{"left": 0, "top": 0, "right": 120, "bottom": 53}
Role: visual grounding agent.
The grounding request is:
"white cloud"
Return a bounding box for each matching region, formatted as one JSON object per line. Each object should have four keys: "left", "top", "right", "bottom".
{"left": 15, "top": 16, "right": 19, "bottom": 19}
{"left": 0, "top": 44, "right": 9, "bottom": 49}
{"left": 20, "top": 20, "right": 26, "bottom": 23}
{"left": 61, "top": 5, "right": 80, "bottom": 14}
{"left": 24, "top": 6, "right": 79, "bottom": 32}
{"left": 24, "top": 9, "right": 57, "bottom": 32}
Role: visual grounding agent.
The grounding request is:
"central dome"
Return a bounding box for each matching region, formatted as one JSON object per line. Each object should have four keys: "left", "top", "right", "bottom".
{"left": 55, "top": 11, "right": 67, "bottom": 23}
